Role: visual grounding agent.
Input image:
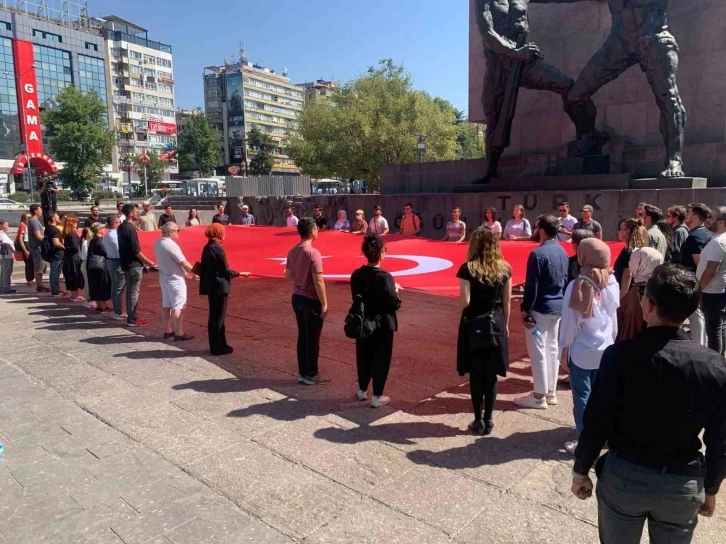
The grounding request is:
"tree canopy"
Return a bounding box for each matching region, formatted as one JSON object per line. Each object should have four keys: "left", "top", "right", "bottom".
{"left": 42, "top": 85, "right": 115, "bottom": 198}
{"left": 247, "top": 126, "right": 276, "bottom": 176}
{"left": 131, "top": 151, "right": 168, "bottom": 197}
{"left": 177, "top": 111, "right": 219, "bottom": 178}
{"left": 287, "top": 60, "right": 460, "bottom": 191}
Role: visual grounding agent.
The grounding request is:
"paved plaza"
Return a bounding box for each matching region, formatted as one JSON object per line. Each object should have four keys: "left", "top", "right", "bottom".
{"left": 1, "top": 277, "right": 725, "bottom": 543}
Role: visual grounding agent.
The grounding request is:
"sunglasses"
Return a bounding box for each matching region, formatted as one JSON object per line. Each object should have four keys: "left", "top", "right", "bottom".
{"left": 636, "top": 284, "right": 650, "bottom": 300}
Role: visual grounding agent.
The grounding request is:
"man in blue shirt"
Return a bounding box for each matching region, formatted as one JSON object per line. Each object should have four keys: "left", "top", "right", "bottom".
{"left": 239, "top": 204, "right": 255, "bottom": 225}
{"left": 515, "top": 215, "right": 569, "bottom": 410}
{"left": 683, "top": 203, "right": 712, "bottom": 345}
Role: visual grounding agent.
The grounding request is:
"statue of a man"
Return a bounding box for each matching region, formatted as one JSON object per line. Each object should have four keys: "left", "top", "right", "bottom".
{"left": 475, "top": 0, "right": 597, "bottom": 182}
{"left": 535, "top": 0, "right": 687, "bottom": 178}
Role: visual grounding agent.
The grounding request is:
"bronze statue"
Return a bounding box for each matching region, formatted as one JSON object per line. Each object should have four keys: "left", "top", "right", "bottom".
{"left": 474, "top": 0, "right": 597, "bottom": 183}
{"left": 534, "top": 0, "right": 687, "bottom": 178}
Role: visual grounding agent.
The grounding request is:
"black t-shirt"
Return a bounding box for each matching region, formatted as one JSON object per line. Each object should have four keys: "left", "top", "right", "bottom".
{"left": 84, "top": 216, "right": 101, "bottom": 228}
{"left": 46, "top": 224, "right": 64, "bottom": 261}
{"left": 64, "top": 232, "right": 81, "bottom": 257}
{"left": 212, "top": 214, "right": 230, "bottom": 225}
{"left": 158, "top": 214, "right": 177, "bottom": 228}
{"left": 456, "top": 263, "right": 510, "bottom": 318}
{"left": 118, "top": 221, "right": 142, "bottom": 269}
{"left": 315, "top": 216, "right": 328, "bottom": 229}
{"left": 613, "top": 247, "right": 631, "bottom": 286}
{"left": 681, "top": 226, "right": 711, "bottom": 272}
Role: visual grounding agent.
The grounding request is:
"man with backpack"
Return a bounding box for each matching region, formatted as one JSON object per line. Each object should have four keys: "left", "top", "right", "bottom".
{"left": 285, "top": 217, "right": 330, "bottom": 385}
{"left": 28, "top": 204, "right": 49, "bottom": 293}
{"left": 399, "top": 203, "right": 421, "bottom": 235}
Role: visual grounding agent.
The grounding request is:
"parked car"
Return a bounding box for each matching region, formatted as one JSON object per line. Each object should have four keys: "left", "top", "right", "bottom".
{"left": 0, "top": 198, "right": 27, "bottom": 211}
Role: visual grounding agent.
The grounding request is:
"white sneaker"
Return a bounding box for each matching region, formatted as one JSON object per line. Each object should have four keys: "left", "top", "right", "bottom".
{"left": 84, "top": 301, "right": 91, "bottom": 309}
{"left": 565, "top": 440, "right": 578, "bottom": 455}
{"left": 546, "top": 393, "right": 558, "bottom": 406}
{"left": 356, "top": 389, "right": 368, "bottom": 401}
{"left": 513, "top": 392, "right": 548, "bottom": 410}
{"left": 370, "top": 395, "right": 390, "bottom": 408}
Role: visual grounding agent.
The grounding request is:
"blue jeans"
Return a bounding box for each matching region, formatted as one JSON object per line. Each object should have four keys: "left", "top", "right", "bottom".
{"left": 106, "top": 259, "right": 125, "bottom": 315}
{"left": 49, "top": 259, "right": 62, "bottom": 295}
{"left": 570, "top": 360, "right": 598, "bottom": 432}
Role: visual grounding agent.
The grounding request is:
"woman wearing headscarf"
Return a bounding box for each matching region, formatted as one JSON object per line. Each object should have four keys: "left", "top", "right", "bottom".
{"left": 333, "top": 210, "right": 350, "bottom": 231}
{"left": 86, "top": 222, "right": 112, "bottom": 313}
{"left": 558, "top": 238, "right": 620, "bottom": 454}
{"left": 199, "top": 223, "right": 250, "bottom": 355}
{"left": 616, "top": 246, "right": 664, "bottom": 341}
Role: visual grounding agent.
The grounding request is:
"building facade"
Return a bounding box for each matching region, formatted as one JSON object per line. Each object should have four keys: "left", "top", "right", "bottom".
{"left": 0, "top": 1, "right": 108, "bottom": 194}
{"left": 101, "top": 15, "right": 177, "bottom": 180}
{"left": 297, "top": 79, "right": 337, "bottom": 105}
{"left": 203, "top": 57, "right": 303, "bottom": 176}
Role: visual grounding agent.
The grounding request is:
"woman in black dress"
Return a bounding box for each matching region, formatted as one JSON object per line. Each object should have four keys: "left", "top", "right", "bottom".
{"left": 61, "top": 215, "right": 85, "bottom": 301}
{"left": 86, "top": 222, "right": 111, "bottom": 312}
{"left": 199, "top": 224, "right": 250, "bottom": 355}
{"left": 350, "top": 234, "right": 402, "bottom": 408}
{"left": 457, "top": 226, "right": 512, "bottom": 435}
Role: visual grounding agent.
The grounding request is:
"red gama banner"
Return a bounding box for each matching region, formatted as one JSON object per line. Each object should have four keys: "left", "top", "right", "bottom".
{"left": 12, "top": 40, "right": 43, "bottom": 155}
{"left": 148, "top": 121, "right": 177, "bottom": 135}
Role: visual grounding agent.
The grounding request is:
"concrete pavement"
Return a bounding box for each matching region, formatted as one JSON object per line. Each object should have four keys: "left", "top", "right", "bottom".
{"left": 1, "top": 290, "right": 725, "bottom": 543}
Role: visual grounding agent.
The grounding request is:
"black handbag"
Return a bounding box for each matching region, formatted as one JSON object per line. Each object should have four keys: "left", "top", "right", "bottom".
{"left": 464, "top": 312, "right": 499, "bottom": 351}
{"left": 87, "top": 254, "right": 106, "bottom": 271}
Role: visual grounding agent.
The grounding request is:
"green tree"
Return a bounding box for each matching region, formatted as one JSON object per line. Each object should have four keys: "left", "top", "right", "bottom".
{"left": 247, "top": 126, "right": 276, "bottom": 176}
{"left": 288, "top": 60, "right": 458, "bottom": 191}
{"left": 132, "top": 151, "right": 168, "bottom": 197}
{"left": 42, "top": 85, "right": 115, "bottom": 198}
{"left": 433, "top": 98, "right": 485, "bottom": 159}
{"left": 177, "top": 111, "right": 219, "bottom": 178}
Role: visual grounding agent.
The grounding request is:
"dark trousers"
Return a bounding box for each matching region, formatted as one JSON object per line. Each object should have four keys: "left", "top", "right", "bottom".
{"left": 123, "top": 266, "right": 142, "bottom": 323}
{"left": 22, "top": 251, "right": 34, "bottom": 282}
{"left": 469, "top": 364, "right": 498, "bottom": 423}
{"left": 207, "top": 294, "right": 229, "bottom": 354}
{"left": 701, "top": 292, "right": 726, "bottom": 356}
{"left": 356, "top": 328, "right": 394, "bottom": 396}
{"left": 49, "top": 259, "right": 62, "bottom": 295}
{"left": 597, "top": 453, "right": 704, "bottom": 544}
{"left": 292, "top": 294, "right": 324, "bottom": 378}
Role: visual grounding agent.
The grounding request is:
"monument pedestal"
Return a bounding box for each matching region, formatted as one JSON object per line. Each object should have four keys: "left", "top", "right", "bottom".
{"left": 453, "top": 175, "right": 707, "bottom": 193}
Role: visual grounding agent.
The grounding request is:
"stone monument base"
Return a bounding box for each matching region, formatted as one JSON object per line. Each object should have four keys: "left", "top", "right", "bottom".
{"left": 453, "top": 175, "right": 707, "bottom": 193}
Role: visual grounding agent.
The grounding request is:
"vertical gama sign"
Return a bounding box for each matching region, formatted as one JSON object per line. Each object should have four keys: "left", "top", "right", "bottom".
{"left": 12, "top": 40, "right": 43, "bottom": 155}
{"left": 225, "top": 69, "right": 246, "bottom": 164}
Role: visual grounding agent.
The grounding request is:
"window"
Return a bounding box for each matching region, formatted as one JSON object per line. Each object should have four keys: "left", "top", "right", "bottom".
{"left": 160, "top": 109, "right": 174, "bottom": 118}
{"left": 85, "top": 42, "right": 98, "bottom": 52}
{"left": 156, "top": 57, "right": 172, "bottom": 68}
{"left": 206, "top": 100, "right": 220, "bottom": 109}
{"left": 143, "top": 55, "right": 155, "bottom": 64}
{"left": 143, "top": 68, "right": 155, "bottom": 77}
{"left": 144, "top": 82, "right": 157, "bottom": 91}
{"left": 78, "top": 55, "right": 107, "bottom": 107}
{"left": 205, "top": 77, "right": 218, "bottom": 87}
{"left": 146, "top": 107, "right": 160, "bottom": 116}
{"left": 131, "top": 78, "right": 143, "bottom": 88}
{"left": 132, "top": 92, "right": 144, "bottom": 102}
{"left": 0, "top": 37, "right": 20, "bottom": 159}
{"left": 0, "top": 22, "right": 10, "bottom": 31}
{"left": 33, "top": 29, "right": 62, "bottom": 42}
{"left": 133, "top": 105, "right": 145, "bottom": 113}
{"left": 159, "top": 97, "right": 173, "bottom": 107}
{"left": 158, "top": 71, "right": 172, "bottom": 81}
{"left": 130, "top": 50, "right": 142, "bottom": 60}
{"left": 158, "top": 83, "right": 172, "bottom": 94}
{"left": 130, "top": 65, "right": 142, "bottom": 74}
{"left": 206, "top": 89, "right": 220, "bottom": 98}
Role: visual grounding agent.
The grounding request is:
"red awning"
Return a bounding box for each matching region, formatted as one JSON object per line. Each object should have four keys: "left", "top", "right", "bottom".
{"left": 11, "top": 153, "right": 58, "bottom": 176}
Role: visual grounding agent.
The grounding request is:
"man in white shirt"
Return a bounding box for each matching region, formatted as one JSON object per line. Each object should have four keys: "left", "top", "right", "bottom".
{"left": 104, "top": 215, "right": 126, "bottom": 319}
{"left": 154, "top": 222, "right": 194, "bottom": 341}
{"left": 368, "top": 206, "right": 389, "bottom": 235}
{"left": 556, "top": 202, "right": 578, "bottom": 242}
{"left": 0, "top": 219, "right": 17, "bottom": 293}
{"left": 697, "top": 206, "right": 726, "bottom": 355}
{"left": 285, "top": 207, "right": 299, "bottom": 228}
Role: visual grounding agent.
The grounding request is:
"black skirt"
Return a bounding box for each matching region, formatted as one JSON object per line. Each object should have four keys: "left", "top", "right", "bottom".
{"left": 87, "top": 268, "right": 111, "bottom": 302}
{"left": 456, "top": 308, "right": 509, "bottom": 378}
{"left": 62, "top": 254, "right": 85, "bottom": 291}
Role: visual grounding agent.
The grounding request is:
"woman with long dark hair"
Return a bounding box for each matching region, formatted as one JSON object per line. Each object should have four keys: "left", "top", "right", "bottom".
{"left": 657, "top": 219, "right": 675, "bottom": 263}
{"left": 86, "top": 222, "right": 111, "bottom": 313}
{"left": 61, "top": 215, "right": 85, "bottom": 301}
{"left": 350, "top": 234, "right": 402, "bottom": 408}
{"left": 457, "top": 227, "right": 512, "bottom": 435}
{"left": 482, "top": 208, "right": 502, "bottom": 239}
{"left": 199, "top": 224, "right": 250, "bottom": 355}
{"left": 14, "top": 213, "right": 34, "bottom": 286}
{"left": 186, "top": 209, "right": 202, "bottom": 227}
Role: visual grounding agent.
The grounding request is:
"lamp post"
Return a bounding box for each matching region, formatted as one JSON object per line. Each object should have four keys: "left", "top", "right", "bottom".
{"left": 122, "top": 155, "right": 133, "bottom": 197}
{"left": 416, "top": 134, "right": 426, "bottom": 164}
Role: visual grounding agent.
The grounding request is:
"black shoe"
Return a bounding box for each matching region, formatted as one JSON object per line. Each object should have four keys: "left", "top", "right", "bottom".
{"left": 1, "top": 289, "right": 18, "bottom": 294}
{"left": 174, "top": 334, "right": 195, "bottom": 342}
{"left": 210, "top": 346, "right": 234, "bottom": 356}
{"left": 163, "top": 332, "right": 175, "bottom": 339}
{"left": 37, "top": 286, "right": 51, "bottom": 293}
{"left": 483, "top": 421, "right": 495, "bottom": 436}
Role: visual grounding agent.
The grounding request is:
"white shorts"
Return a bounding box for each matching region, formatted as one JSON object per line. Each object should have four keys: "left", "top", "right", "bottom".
{"left": 160, "top": 277, "right": 187, "bottom": 310}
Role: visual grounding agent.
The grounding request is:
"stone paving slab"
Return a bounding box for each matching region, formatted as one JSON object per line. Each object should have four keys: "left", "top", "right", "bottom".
{"left": 1, "top": 290, "right": 725, "bottom": 544}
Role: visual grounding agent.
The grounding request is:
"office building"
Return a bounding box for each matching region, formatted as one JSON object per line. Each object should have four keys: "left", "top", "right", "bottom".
{"left": 297, "top": 79, "right": 337, "bottom": 105}
{"left": 0, "top": 0, "right": 108, "bottom": 194}
{"left": 101, "top": 15, "right": 177, "bottom": 179}
{"left": 203, "top": 52, "right": 303, "bottom": 175}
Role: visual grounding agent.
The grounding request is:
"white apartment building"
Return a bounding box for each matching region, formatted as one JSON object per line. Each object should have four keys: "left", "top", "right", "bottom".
{"left": 102, "top": 15, "right": 177, "bottom": 179}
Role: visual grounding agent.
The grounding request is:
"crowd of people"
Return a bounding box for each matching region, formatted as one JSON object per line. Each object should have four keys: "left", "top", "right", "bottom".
{"left": 1, "top": 197, "right": 725, "bottom": 542}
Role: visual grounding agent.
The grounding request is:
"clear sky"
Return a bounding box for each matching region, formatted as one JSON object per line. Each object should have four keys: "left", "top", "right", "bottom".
{"left": 88, "top": 0, "right": 469, "bottom": 112}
